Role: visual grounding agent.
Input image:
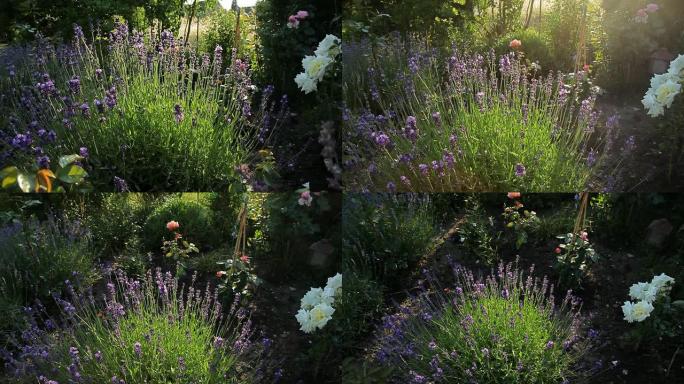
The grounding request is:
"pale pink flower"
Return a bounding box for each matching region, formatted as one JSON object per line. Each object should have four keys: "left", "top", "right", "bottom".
{"left": 296, "top": 10, "right": 309, "bottom": 19}
{"left": 635, "top": 9, "right": 649, "bottom": 23}
{"left": 509, "top": 39, "right": 522, "bottom": 50}
{"left": 166, "top": 221, "right": 180, "bottom": 231}
{"left": 580, "top": 231, "right": 589, "bottom": 241}
{"left": 298, "top": 191, "right": 313, "bottom": 207}
{"left": 645, "top": 3, "right": 659, "bottom": 13}
{"left": 287, "top": 15, "right": 300, "bottom": 29}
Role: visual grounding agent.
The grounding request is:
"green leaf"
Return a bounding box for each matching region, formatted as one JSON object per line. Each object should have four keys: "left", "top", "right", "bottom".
{"left": 17, "top": 172, "right": 34, "bottom": 193}
{"left": 56, "top": 164, "right": 87, "bottom": 184}
{"left": 1, "top": 166, "right": 19, "bottom": 189}
{"left": 672, "top": 300, "right": 684, "bottom": 310}
{"left": 58, "top": 154, "right": 84, "bottom": 168}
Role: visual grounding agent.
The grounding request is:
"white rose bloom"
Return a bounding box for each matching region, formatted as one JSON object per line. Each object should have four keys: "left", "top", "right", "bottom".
{"left": 295, "top": 309, "right": 316, "bottom": 333}
{"left": 300, "top": 287, "right": 324, "bottom": 310}
{"left": 651, "top": 273, "right": 675, "bottom": 291}
{"left": 295, "top": 72, "right": 318, "bottom": 94}
{"left": 322, "top": 287, "right": 337, "bottom": 305}
{"left": 622, "top": 300, "right": 654, "bottom": 323}
{"left": 668, "top": 54, "right": 684, "bottom": 78}
{"left": 315, "top": 34, "right": 342, "bottom": 59}
{"left": 325, "top": 273, "right": 342, "bottom": 295}
{"left": 629, "top": 282, "right": 657, "bottom": 303}
{"left": 655, "top": 79, "right": 682, "bottom": 108}
{"left": 309, "top": 302, "right": 335, "bottom": 330}
{"left": 642, "top": 93, "right": 664, "bottom": 117}
{"left": 302, "top": 55, "right": 332, "bottom": 81}
{"left": 650, "top": 73, "right": 676, "bottom": 91}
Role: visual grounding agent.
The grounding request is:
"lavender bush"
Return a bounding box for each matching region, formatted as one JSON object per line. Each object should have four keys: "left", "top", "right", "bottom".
{"left": 3, "top": 268, "right": 276, "bottom": 383}
{"left": 373, "top": 262, "right": 599, "bottom": 383}
{"left": 343, "top": 37, "right": 625, "bottom": 192}
{"left": 0, "top": 217, "right": 97, "bottom": 334}
{"left": 0, "top": 21, "right": 287, "bottom": 191}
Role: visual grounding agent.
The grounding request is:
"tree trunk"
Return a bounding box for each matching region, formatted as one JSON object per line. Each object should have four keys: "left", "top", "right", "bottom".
{"left": 525, "top": 0, "right": 536, "bottom": 29}
{"left": 185, "top": 0, "right": 198, "bottom": 45}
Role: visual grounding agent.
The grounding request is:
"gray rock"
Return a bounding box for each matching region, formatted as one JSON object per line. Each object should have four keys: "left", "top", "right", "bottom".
{"left": 646, "top": 219, "right": 673, "bottom": 247}
{"left": 309, "top": 239, "right": 335, "bottom": 268}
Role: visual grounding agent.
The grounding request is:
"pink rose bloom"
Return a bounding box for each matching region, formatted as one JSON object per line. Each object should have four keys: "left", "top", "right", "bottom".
{"left": 287, "top": 15, "right": 300, "bottom": 29}
{"left": 509, "top": 39, "right": 522, "bottom": 50}
{"left": 298, "top": 191, "right": 313, "bottom": 207}
{"left": 579, "top": 231, "right": 589, "bottom": 241}
{"left": 166, "top": 220, "right": 180, "bottom": 231}
{"left": 240, "top": 254, "right": 250, "bottom": 264}
{"left": 645, "top": 3, "right": 659, "bottom": 13}
{"left": 296, "top": 10, "right": 309, "bottom": 19}
{"left": 635, "top": 8, "right": 649, "bottom": 23}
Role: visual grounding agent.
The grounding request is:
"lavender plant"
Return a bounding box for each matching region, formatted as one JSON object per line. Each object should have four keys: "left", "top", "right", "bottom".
{"left": 3, "top": 269, "right": 276, "bottom": 383}
{"left": 0, "top": 22, "right": 287, "bottom": 191}
{"left": 373, "top": 262, "right": 599, "bottom": 383}
{"left": 343, "top": 37, "right": 621, "bottom": 192}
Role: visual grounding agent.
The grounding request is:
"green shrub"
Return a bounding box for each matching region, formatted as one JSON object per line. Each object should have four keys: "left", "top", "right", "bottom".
{"left": 329, "top": 273, "right": 384, "bottom": 352}
{"left": 342, "top": 194, "right": 438, "bottom": 289}
{"left": 457, "top": 196, "right": 500, "bottom": 266}
{"left": 85, "top": 194, "right": 162, "bottom": 258}
{"left": 255, "top": 0, "right": 341, "bottom": 104}
{"left": 496, "top": 29, "right": 555, "bottom": 73}
{"left": 373, "top": 262, "right": 595, "bottom": 383}
{"left": 143, "top": 196, "right": 223, "bottom": 252}
{"left": 201, "top": 9, "right": 257, "bottom": 64}
{"left": 0, "top": 217, "right": 98, "bottom": 336}
{"left": 6, "top": 270, "right": 269, "bottom": 383}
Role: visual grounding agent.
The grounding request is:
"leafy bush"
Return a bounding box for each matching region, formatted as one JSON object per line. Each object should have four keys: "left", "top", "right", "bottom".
{"left": 3, "top": 269, "right": 274, "bottom": 383}
{"left": 502, "top": 198, "right": 541, "bottom": 250}
{"left": 143, "top": 196, "right": 223, "bottom": 253}
{"left": 328, "top": 273, "right": 383, "bottom": 351}
{"left": 372, "top": 262, "right": 596, "bottom": 383}
{"left": 252, "top": 190, "right": 336, "bottom": 280}
{"left": 84, "top": 194, "right": 162, "bottom": 258}
{"left": 201, "top": 9, "right": 258, "bottom": 64}
{"left": 457, "top": 197, "right": 499, "bottom": 266}
{"left": 342, "top": 194, "right": 438, "bottom": 289}
{"left": 255, "top": 0, "right": 341, "bottom": 109}
{"left": 554, "top": 231, "right": 599, "bottom": 290}
{"left": 0, "top": 217, "right": 98, "bottom": 336}
{"left": 495, "top": 29, "right": 555, "bottom": 73}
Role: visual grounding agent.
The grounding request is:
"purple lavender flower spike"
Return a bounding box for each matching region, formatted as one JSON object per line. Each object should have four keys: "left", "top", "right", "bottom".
{"left": 113, "top": 176, "right": 129, "bottom": 192}
{"left": 174, "top": 104, "right": 184, "bottom": 123}
{"left": 514, "top": 163, "right": 526, "bottom": 177}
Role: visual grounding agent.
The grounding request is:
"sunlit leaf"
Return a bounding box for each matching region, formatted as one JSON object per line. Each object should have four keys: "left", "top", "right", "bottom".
{"left": 1, "top": 166, "right": 19, "bottom": 189}
{"left": 17, "top": 172, "right": 35, "bottom": 193}
{"left": 56, "top": 164, "right": 88, "bottom": 184}
{"left": 58, "top": 154, "right": 84, "bottom": 168}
